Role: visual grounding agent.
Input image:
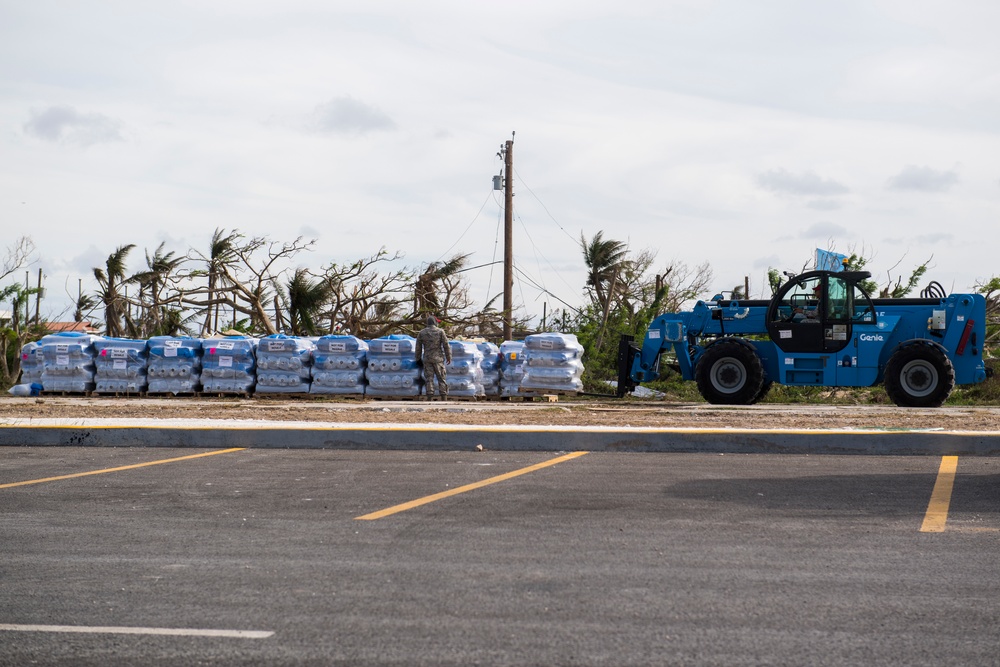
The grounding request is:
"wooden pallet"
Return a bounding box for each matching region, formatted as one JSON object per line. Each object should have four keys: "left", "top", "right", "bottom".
{"left": 254, "top": 392, "right": 313, "bottom": 400}
{"left": 197, "top": 392, "right": 253, "bottom": 399}
{"left": 304, "top": 393, "right": 366, "bottom": 401}
{"left": 365, "top": 394, "right": 424, "bottom": 401}
{"left": 517, "top": 390, "right": 581, "bottom": 402}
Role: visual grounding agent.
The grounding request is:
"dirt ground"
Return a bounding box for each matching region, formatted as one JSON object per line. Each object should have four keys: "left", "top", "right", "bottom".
{"left": 2, "top": 395, "right": 999, "bottom": 431}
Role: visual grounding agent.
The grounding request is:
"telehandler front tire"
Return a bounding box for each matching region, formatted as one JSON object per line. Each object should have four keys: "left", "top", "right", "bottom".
{"left": 695, "top": 340, "right": 764, "bottom": 405}
{"left": 884, "top": 343, "right": 955, "bottom": 408}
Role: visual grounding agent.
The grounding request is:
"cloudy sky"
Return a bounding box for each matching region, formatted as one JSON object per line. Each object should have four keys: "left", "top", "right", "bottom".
{"left": 2, "top": 0, "right": 998, "bottom": 325}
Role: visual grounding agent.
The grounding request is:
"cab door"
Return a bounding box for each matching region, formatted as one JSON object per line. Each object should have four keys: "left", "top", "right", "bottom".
{"left": 768, "top": 275, "right": 825, "bottom": 353}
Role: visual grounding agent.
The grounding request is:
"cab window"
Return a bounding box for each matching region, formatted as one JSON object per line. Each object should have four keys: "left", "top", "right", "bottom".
{"left": 827, "top": 277, "right": 851, "bottom": 321}
{"left": 773, "top": 277, "right": 823, "bottom": 323}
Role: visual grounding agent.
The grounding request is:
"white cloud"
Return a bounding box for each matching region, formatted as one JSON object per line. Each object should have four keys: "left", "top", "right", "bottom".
{"left": 755, "top": 169, "right": 850, "bottom": 197}
{"left": 886, "top": 165, "right": 959, "bottom": 192}
{"left": 806, "top": 199, "right": 844, "bottom": 211}
{"left": 799, "top": 222, "right": 849, "bottom": 239}
{"left": 23, "top": 105, "right": 124, "bottom": 146}
{"left": 305, "top": 97, "right": 396, "bottom": 135}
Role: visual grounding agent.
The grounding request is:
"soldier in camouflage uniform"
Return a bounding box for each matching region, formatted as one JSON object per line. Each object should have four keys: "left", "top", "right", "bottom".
{"left": 415, "top": 315, "right": 452, "bottom": 400}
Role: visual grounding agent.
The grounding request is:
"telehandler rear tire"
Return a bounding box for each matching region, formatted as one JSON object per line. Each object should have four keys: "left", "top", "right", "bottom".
{"left": 884, "top": 343, "right": 955, "bottom": 408}
{"left": 695, "top": 340, "right": 764, "bottom": 405}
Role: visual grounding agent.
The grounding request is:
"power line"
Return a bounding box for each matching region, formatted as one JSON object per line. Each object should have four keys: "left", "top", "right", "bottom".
{"left": 512, "top": 264, "right": 581, "bottom": 314}
{"left": 434, "top": 188, "right": 496, "bottom": 263}
{"left": 486, "top": 191, "right": 504, "bottom": 305}
{"left": 514, "top": 209, "right": 580, "bottom": 297}
{"left": 514, "top": 167, "right": 578, "bottom": 244}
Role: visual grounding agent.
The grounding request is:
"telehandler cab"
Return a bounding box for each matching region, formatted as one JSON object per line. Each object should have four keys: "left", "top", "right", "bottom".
{"left": 617, "top": 269, "right": 987, "bottom": 407}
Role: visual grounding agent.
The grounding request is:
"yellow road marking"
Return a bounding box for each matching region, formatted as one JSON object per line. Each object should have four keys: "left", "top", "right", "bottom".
{"left": 920, "top": 455, "right": 958, "bottom": 533}
{"left": 356, "top": 451, "right": 589, "bottom": 520}
{"left": 0, "top": 448, "right": 246, "bottom": 489}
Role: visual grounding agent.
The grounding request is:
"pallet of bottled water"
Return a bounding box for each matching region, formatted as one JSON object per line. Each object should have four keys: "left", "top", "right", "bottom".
{"left": 19, "top": 341, "right": 44, "bottom": 385}
{"left": 446, "top": 340, "right": 485, "bottom": 398}
{"left": 365, "top": 335, "right": 422, "bottom": 398}
{"left": 94, "top": 338, "right": 149, "bottom": 394}
{"left": 201, "top": 336, "right": 257, "bottom": 394}
{"left": 519, "top": 332, "right": 584, "bottom": 394}
{"left": 311, "top": 335, "right": 367, "bottom": 395}
{"left": 38, "top": 332, "right": 100, "bottom": 393}
{"left": 7, "top": 341, "right": 44, "bottom": 395}
{"left": 499, "top": 340, "right": 525, "bottom": 398}
{"left": 476, "top": 341, "right": 501, "bottom": 398}
{"left": 147, "top": 336, "right": 202, "bottom": 394}
{"left": 256, "top": 334, "right": 315, "bottom": 394}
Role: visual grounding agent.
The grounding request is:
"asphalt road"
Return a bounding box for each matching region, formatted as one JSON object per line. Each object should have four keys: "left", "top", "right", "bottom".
{"left": 1, "top": 446, "right": 998, "bottom": 666}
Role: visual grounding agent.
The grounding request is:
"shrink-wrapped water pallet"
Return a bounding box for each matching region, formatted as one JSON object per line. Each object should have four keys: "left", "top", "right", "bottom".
{"left": 499, "top": 340, "right": 525, "bottom": 398}
{"left": 446, "top": 340, "right": 485, "bottom": 398}
{"left": 19, "top": 341, "right": 43, "bottom": 385}
{"left": 520, "top": 332, "right": 584, "bottom": 395}
{"left": 477, "top": 341, "right": 501, "bottom": 398}
{"left": 93, "top": 337, "right": 148, "bottom": 394}
{"left": 256, "top": 334, "right": 314, "bottom": 394}
{"left": 38, "top": 332, "right": 100, "bottom": 393}
{"left": 202, "top": 336, "right": 257, "bottom": 394}
{"left": 366, "top": 335, "right": 422, "bottom": 398}
{"left": 311, "top": 335, "right": 367, "bottom": 395}
{"left": 147, "top": 336, "right": 202, "bottom": 394}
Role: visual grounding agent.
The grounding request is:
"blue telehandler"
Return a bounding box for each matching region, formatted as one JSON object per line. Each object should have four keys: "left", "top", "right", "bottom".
{"left": 616, "top": 269, "right": 988, "bottom": 407}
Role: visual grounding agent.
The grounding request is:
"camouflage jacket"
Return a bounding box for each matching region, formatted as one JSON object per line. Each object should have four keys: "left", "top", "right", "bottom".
{"left": 415, "top": 325, "right": 451, "bottom": 364}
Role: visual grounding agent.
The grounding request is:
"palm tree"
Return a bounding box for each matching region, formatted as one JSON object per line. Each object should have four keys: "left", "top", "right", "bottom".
{"left": 202, "top": 228, "right": 240, "bottom": 335}
{"left": 93, "top": 244, "right": 135, "bottom": 338}
{"left": 286, "top": 268, "right": 332, "bottom": 336}
{"left": 132, "top": 242, "right": 185, "bottom": 336}
{"left": 414, "top": 254, "right": 469, "bottom": 320}
{"left": 581, "top": 231, "right": 629, "bottom": 314}
{"left": 73, "top": 292, "right": 98, "bottom": 324}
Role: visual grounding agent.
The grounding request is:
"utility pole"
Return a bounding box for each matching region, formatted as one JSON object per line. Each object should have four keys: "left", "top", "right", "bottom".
{"left": 35, "top": 268, "right": 43, "bottom": 326}
{"left": 502, "top": 132, "right": 514, "bottom": 341}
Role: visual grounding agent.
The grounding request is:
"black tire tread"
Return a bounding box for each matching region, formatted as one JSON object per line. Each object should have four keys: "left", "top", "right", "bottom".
{"left": 695, "top": 339, "right": 765, "bottom": 405}
{"left": 884, "top": 343, "right": 955, "bottom": 408}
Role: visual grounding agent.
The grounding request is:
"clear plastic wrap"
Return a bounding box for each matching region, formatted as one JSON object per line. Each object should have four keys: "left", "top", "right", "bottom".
{"left": 311, "top": 335, "right": 368, "bottom": 395}
{"left": 476, "top": 341, "right": 501, "bottom": 397}
{"left": 311, "top": 369, "right": 367, "bottom": 392}
{"left": 202, "top": 336, "right": 256, "bottom": 394}
{"left": 147, "top": 336, "right": 202, "bottom": 394}
{"left": 38, "top": 332, "right": 100, "bottom": 392}
{"left": 499, "top": 340, "right": 525, "bottom": 398}
{"left": 446, "top": 340, "right": 485, "bottom": 397}
{"left": 93, "top": 338, "right": 148, "bottom": 393}
{"left": 18, "top": 341, "right": 43, "bottom": 385}
{"left": 256, "top": 335, "right": 314, "bottom": 394}
{"left": 520, "top": 333, "right": 585, "bottom": 393}
{"left": 366, "top": 335, "right": 421, "bottom": 397}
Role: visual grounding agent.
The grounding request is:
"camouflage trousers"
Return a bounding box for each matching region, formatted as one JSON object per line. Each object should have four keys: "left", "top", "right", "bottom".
{"left": 422, "top": 359, "right": 448, "bottom": 397}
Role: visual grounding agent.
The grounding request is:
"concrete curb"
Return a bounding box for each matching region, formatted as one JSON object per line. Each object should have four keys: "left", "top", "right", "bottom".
{"left": 2, "top": 419, "right": 1000, "bottom": 455}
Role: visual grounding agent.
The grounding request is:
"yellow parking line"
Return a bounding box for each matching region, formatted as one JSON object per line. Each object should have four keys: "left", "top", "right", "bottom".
{"left": 0, "top": 448, "right": 246, "bottom": 490}
{"left": 920, "top": 456, "right": 958, "bottom": 533}
{"left": 356, "top": 451, "right": 589, "bottom": 520}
